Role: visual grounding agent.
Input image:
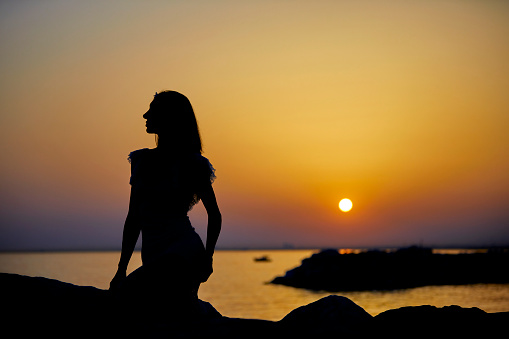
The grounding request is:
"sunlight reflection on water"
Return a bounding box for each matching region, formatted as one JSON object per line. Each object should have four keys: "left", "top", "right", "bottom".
{"left": 1, "top": 250, "right": 508, "bottom": 321}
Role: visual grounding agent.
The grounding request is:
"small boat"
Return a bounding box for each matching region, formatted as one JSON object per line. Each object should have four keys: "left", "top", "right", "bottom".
{"left": 254, "top": 255, "right": 271, "bottom": 262}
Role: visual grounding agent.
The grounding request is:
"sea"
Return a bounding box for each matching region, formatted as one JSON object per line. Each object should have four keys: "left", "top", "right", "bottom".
{"left": 1, "top": 249, "right": 508, "bottom": 320}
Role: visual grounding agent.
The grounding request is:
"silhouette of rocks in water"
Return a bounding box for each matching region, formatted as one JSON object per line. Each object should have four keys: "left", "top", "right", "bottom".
{"left": 1, "top": 272, "right": 508, "bottom": 338}
{"left": 271, "top": 246, "right": 509, "bottom": 292}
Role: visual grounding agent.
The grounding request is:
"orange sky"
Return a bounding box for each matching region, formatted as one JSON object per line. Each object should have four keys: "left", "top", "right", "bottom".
{"left": 1, "top": 0, "right": 508, "bottom": 250}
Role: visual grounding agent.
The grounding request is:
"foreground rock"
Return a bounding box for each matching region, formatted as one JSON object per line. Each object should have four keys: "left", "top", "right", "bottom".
{"left": 371, "top": 305, "right": 506, "bottom": 337}
{"left": 1, "top": 273, "right": 507, "bottom": 338}
{"left": 280, "top": 295, "right": 373, "bottom": 336}
{"left": 271, "top": 247, "right": 509, "bottom": 291}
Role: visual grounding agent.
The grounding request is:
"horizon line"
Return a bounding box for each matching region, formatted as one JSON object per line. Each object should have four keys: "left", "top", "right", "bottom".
{"left": 1, "top": 243, "right": 508, "bottom": 253}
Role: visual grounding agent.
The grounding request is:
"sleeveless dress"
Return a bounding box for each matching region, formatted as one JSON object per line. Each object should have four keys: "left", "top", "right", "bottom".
{"left": 125, "top": 148, "right": 216, "bottom": 294}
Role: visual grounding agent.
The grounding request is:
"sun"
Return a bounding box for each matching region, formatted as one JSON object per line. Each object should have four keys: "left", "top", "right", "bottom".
{"left": 339, "top": 198, "right": 353, "bottom": 212}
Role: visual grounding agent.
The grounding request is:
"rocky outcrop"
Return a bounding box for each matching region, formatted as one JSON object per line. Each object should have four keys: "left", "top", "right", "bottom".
{"left": 271, "top": 247, "right": 509, "bottom": 291}
{"left": 370, "top": 305, "right": 509, "bottom": 337}
{"left": 0, "top": 273, "right": 277, "bottom": 339}
{"left": 1, "top": 272, "right": 507, "bottom": 338}
{"left": 279, "top": 295, "right": 373, "bottom": 336}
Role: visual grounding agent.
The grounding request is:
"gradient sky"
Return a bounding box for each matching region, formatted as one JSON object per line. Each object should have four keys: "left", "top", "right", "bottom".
{"left": 1, "top": 0, "right": 508, "bottom": 250}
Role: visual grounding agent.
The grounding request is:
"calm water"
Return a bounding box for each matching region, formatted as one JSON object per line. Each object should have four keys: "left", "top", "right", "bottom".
{"left": 1, "top": 250, "right": 508, "bottom": 320}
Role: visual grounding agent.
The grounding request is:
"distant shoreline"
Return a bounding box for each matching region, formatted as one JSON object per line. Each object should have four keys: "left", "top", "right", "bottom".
{"left": 0, "top": 245, "right": 507, "bottom": 254}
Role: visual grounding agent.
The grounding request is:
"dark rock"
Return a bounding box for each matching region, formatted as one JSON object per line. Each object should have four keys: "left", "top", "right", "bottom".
{"left": 1, "top": 272, "right": 508, "bottom": 338}
{"left": 370, "top": 305, "right": 508, "bottom": 337}
{"left": 279, "top": 295, "right": 373, "bottom": 336}
{"left": 183, "top": 317, "right": 282, "bottom": 339}
{"left": 0, "top": 272, "right": 222, "bottom": 338}
{"left": 271, "top": 247, "right": 509, "bottom": 291}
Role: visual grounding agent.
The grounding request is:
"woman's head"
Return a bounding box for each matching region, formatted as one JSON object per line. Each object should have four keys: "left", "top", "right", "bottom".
{"left": 143, "top": 90, "right": 202, "bottom": 153}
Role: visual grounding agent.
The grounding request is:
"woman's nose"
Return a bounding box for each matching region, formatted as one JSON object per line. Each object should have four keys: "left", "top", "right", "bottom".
{"left": 143, "top": 111, "right": 149, "bottom": 119}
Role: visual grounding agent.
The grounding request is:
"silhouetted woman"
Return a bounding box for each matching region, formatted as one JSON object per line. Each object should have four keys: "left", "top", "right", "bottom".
{"left": 109, "top": 91, "right": 221, "bottom": 315}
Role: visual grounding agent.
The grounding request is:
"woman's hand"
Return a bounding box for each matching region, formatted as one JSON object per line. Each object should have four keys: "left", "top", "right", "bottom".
{"left": 109, "top": 269, "right": 127, "bottom": 291}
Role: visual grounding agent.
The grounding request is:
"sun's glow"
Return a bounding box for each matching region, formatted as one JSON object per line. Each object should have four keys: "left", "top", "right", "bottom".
{"left": 339, "top": 198, "right": 353, "bottom": 212}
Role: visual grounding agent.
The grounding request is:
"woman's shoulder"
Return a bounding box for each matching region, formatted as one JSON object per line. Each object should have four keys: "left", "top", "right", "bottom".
{"left": 127, "top": 148, "right": 151, "bottom": 164}
{"left": 187, "top": 152, "right": 209, "bottom": 163}
{"left": 186, "top": 152, "right": 213, "bottom": 167}
{"left": 187, "top": 153, "right": 216, "bottom": 182}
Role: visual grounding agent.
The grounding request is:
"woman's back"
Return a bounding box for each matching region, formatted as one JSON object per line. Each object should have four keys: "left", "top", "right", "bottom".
{"left": 128, "top": 148, "right": 215, "bottom": 220}
{"left": 128, "top": 148, "right": 215, "bottom": 264}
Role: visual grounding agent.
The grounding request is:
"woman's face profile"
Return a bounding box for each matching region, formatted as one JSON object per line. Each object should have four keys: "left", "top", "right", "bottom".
{"left": 143, "top": 101, "right": 165, "bottom": 134}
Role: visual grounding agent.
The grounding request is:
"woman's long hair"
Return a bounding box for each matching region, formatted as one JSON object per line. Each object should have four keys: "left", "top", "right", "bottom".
{"left": 153, "top": 91, "right": 202, "bottom": 154}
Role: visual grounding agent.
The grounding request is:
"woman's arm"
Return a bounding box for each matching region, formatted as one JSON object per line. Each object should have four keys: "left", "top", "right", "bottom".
{"left": 200, "top": 184, "right": 222, "bottom": 257}
{"left": 198, "top": 184, "right": 221, "bottom": 282}
{"left": 110, "top": 189, "right": 141, "bottom": 290}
